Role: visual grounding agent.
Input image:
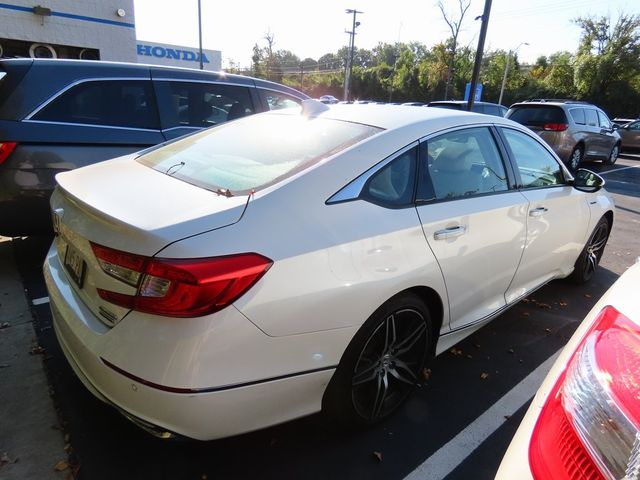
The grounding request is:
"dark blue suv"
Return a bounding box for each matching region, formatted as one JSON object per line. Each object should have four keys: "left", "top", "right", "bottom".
{"left": 0, "top": 59, "right": 308, "bottom": 236}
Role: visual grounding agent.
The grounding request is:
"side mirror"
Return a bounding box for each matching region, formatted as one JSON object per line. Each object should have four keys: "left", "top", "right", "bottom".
{"left": 572, "top": 168, "right": 605, "bottom": 193}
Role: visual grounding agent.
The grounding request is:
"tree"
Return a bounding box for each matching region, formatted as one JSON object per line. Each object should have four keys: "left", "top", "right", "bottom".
{"left": 437, "top": 0, "right": 471, "bottom": 99}
{"left": 573, "top": 13, "right": 640, "bottom": 112}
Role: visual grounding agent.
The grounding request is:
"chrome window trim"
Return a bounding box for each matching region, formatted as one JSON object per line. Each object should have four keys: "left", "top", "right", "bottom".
{"left": 326, "top": 141, "right": 419, "bottom": 205}
{"left": 161, "top": 125, "right": 201, "bottom": 132}
{"left": 255, "top": 86, "right": 307, "bottom": 100}
{"left": 24, "top": 77, "right": 152, "bottom": 120}
{"left": 0, "top": 72, "right": 6, "bottom": 81}
{"left": 22, "top": 119, "right": 161, "bottom": 133}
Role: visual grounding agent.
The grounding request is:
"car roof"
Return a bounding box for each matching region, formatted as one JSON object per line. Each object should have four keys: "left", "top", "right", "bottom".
{"left": 292, "top": 103, "right": 516, "bottom": 131}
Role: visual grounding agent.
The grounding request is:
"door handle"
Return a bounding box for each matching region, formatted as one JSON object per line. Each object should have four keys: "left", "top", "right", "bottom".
{"left": 529, "top": 207, "right": 548, "bottom": 217}
{"left": 434, "top": 226, "right": 466, "bottom": 240}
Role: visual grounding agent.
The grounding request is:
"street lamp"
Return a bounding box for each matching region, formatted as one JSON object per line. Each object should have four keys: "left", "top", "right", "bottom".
{"left": 197, "top": 0, "right": 204, "bottom": 70}
{"left": 498, "top": 42, "right": 528, "bottom": 105}
{"left": 343, "top": 9, "right": 363, "bottom": 101}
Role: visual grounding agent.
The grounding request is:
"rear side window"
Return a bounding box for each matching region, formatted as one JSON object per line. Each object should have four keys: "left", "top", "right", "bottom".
{"left": 33, "top": 80, "right": 159, "bottom": 129}
{"left": 362, "top": 147, "right": 417, "bottom": 207}
{"left": 260, "top": 90, "right": 301, "bottom": 111}
{"left": 429, "top": 103, "right": 463, "bottom": 110}
{"left": 570, "top": 108, "right": 586, "bottom": 125}
{"left": 507, "top": 106, "right": 567, "bottom": 126}
{"left": 165, "top": 82, "right": 254, "bottom": 128}
{"left": 423, "top": 127, "right": 509, "bottom": 201}
{"left": 138, "top": 113, "right": 381, "bottom": 195}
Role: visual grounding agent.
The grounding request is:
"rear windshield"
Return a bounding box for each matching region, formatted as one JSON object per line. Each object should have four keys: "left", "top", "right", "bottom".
{"left": 137, "top": 113, "right": 382, "bottom": 195}
{"left": 507, "top": 106, "right": 567, "bottom": 126}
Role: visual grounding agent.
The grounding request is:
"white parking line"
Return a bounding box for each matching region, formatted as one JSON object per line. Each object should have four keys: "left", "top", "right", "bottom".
{"left": 32, "top": 296, "right": 50, "bottom": 306}
{"left": 600, "top": 165, "right": 640, "bottom": 175}
{"left": 404, "top": 351, "right": 560, "bottom": 480}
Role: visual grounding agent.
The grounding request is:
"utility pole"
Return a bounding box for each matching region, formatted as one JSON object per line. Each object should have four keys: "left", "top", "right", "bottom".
{"left": 343, "top": 9, "right": 363, "bottom": 101}
{"left": 467, "top": 0, "right": 492, "bottom": 112}
{"left": 498, "top": 42, "right": 528, "bottom": 105}
{"left": 197, "top": 0, "right": 203, "bottom": 70}
{"left": 300, "top": 62, "right": 304, "bottom": 90}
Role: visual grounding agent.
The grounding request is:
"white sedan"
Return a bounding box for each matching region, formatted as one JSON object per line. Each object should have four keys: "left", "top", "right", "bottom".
{"left": 496, "top": 260, "right": 640, "bottom": 480}
{"left": 44, "top": 101, "right": 614, "bottom": 440}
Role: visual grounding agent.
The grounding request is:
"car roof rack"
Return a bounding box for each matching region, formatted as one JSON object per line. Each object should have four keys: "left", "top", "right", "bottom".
{"left": 522, "top": 98, "right": 589, "bottom": 104}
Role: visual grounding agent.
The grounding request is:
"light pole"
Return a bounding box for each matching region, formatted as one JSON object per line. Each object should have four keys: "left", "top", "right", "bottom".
{"left": 343, "top": 9, "right": 363, "bottom": 101}
{"left": 197, "top": 0, "right": 204, "bottom": 70}
{"left": 498, "top": 42, "right": 528, "bottom": 105}
{"left": 467, "top": 0, "right": 492, "bottom": 113}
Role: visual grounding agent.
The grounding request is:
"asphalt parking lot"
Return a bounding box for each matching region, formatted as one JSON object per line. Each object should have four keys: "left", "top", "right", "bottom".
{"left": 2, "top": 154, "right": 639, "bottom": 480}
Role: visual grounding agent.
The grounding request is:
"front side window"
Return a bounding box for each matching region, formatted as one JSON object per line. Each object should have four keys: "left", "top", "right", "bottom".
{"left": 629, "top": 121, "right": 640, "bottom": 131}
{"left": 34, "top": 80, "right": 159, "bottom": 129}
{"left": 585, "top": 109, "right": 598, "bottom": 127}
{"left": 597, "top": 111, "right": 612, "bottom": 129}
{"left": 361, "top": 147, "right": 417, "bottom": 207}
{"left": 138, "top": 114, "right": 381, "bottom": 195}
{"left": 422, "top": 127, "right": 509, "bottom": 201}
{"left": 502, "top": 128, "right": 564, "bottom": 188}
{"left": 165, "top": 82, "right": 254, "bottom": 128}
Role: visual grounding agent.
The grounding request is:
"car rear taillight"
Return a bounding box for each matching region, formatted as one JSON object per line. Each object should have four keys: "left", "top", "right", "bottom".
{"left": 543, "top": 123, "right": 569, "bottom": 131}
{"left": 529, "top": 306, "right": 640, "bottom": 480}
{"left": 90, "top": 243, "right": 272, "bottom": 317}
{"left": 0, "top": 142, "right": 17, "bottom": 165}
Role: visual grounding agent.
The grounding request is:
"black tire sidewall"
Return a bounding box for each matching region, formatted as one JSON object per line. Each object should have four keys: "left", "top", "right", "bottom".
{"left": 322, "top": 293, "right": 433, "bottom": 426}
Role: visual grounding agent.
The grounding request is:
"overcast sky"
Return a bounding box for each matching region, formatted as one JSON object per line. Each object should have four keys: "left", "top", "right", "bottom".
{"left": 133, "top": 0, "right": 638, "bottom": 68}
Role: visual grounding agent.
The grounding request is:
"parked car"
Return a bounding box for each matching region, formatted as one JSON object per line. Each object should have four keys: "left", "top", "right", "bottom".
{"left": 612, "top": 117, "right": 637, "bottom": 128}
{"left": 506, "top": 100, "right": 621, "bottom": 170}
{"left": 45, "top": 101, "right": 613, "bottom": 441}
{"left": 616, "top": 119, "right": 640, "bottom": 152}
{"left": 318, "top": 95, "right": 339, "bottom": 104}
{"left": 0, "top": 58, "right": 308, "bottom": 236}
{"left": 496, "top": 260, "right": 640, "bottom": 480}
{"left": 427, "top": 100, "right": 508, "bottom": 117}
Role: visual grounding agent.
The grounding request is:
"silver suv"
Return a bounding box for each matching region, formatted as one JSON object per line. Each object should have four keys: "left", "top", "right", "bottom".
{"left": 506, "top": 100, "right": 621, "bottom": 170}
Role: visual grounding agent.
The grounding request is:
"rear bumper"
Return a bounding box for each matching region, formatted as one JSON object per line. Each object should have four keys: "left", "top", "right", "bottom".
{"left": 44, "top": 244, "right": 336, "bottom": 440}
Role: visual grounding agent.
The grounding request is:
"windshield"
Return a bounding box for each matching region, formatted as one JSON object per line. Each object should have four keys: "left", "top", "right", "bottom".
{"left": 137, "top": 113, "right": 381, "bottom": 195}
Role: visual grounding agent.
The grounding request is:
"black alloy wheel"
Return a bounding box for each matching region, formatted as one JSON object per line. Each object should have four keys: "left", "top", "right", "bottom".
{"left": 351, "top": 307, "right": 428, "bottom": 421}
{"left": 323, "top": 294, "right": 433, "bottom": 425}
{"left": 569, "top": 217, "right": 610, "bottom": 284}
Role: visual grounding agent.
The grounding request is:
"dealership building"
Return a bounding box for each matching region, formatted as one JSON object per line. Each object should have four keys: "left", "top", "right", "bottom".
{"left": 0, "top": 0, "right": 222, "bottom": 70}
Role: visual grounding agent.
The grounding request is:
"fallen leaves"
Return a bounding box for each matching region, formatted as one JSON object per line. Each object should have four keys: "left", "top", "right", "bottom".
{"left": 480, "top": 372, "right": 490, "bottom": 380}
{"left": 585, "top": 294, "right": 592, "bottom": 299}
{"left": 54, "top": 460, "right": 69, "bottom": 472}
{"left": 0, "top": 452, "right": 18, "bottom": 469}
{"left": 29, "top": 345, "right": 45, "bottom": 355}
{"left": 372, "top": 451, "right": 383, "bottom": 463}
{"left": 449, "top": 347, "right": 463, "bottom": 356}
{"left": 421, "top": 368, "right": 432, "bottom": 381}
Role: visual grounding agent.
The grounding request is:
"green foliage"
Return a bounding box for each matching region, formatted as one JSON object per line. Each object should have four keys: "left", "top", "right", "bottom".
{"left": 245, "top": 14, "right": 639, "bottom": 116}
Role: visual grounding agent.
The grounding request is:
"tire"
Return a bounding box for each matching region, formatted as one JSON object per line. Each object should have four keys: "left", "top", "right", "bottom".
{"left": 605, "top": 143, "right": 619, "bottom": 165}
{"left": 568, "top": 146, "right": 583, "bottom": 171}
{"left": 568, "top": 217, "right": 610, "bottom": 284}
{"left": 323, "top": 294, "right": 433, "bottom": 426}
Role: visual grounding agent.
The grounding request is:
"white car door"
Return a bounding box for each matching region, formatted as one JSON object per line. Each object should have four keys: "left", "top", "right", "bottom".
{"left": 499, "top": 127, "right": 590, "bottom": 303}
{"left": 415, "top": 126, "right": 528, "bottom": 332}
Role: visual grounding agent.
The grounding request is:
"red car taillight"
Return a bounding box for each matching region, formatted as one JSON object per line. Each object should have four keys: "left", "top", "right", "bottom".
{"left": 0, "top": 142, "right": 17, "bottom": 165}
{"left": 543, "top": 123, "right": 569, "bottom": 132}
{"left": 529, "top": 306, "right": 640, "bottom": 480}
{"left": 90, "top": 243, "right": 272, "bottom": 318}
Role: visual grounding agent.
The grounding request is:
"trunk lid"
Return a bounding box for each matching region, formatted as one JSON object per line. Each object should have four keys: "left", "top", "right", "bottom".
{"left": 51, "top": 154, "right": 249, "bottom": 326}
